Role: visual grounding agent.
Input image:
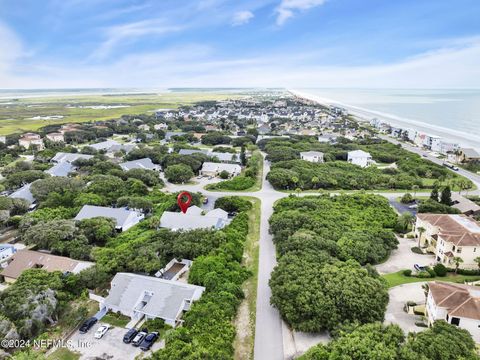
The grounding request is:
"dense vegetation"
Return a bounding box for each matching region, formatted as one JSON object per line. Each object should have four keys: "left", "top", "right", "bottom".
{"left": 206, "top": 151, "right": 261, "bottom": 191}
{"left": 262, "top": 137, "right": 470, "bottom": 191}
{"left": 299, "top": 321, "right": 479, "bottom": 360}
{"left": 269, "top": 194, "right": 397, "bottom": 332}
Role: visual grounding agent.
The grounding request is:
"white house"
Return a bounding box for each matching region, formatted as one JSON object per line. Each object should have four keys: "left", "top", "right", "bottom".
{"left": 426, "top": 282, "right": 480, "bottom": 343}
{"left": 300, "top": 151, "right": 324, "bottom": 163}
{"left": 101, "top": 273, "right": 205, "bottom": 327}
{"left": 154, "top": 123, "right": 168, "bottom": 131}
{"left": 200, "top": 162, "right": 241, "bottom": 178}
{"left": 51, "top": 152, "right": 94, "bottom": 163}
{"left": 119, "top": 158, "right": 159, "bottom": 171}
{"left": 415, "top": 214, "right": 480, "bottom": 269}
{"left": 159, "top": 208, "right": 230, "bottom": 231}
{"left": 0, "top": 244, "right": 16, "bottom": 262}
{"left": 347, "top": 150, "right": 373, "bottom": 168}
{"left": 74, "top": 205, "right": 144, "bottom": 232}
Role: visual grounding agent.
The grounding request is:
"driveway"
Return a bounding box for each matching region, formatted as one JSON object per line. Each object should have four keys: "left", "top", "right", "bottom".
{"left": 385, "top": 283, "right": 427, "bottom": 334}
{"left": 375, "top": 235, "right": 434, "bottom": 275}
{"left": 68, "top": 322, "right": 164, "bottom": 360}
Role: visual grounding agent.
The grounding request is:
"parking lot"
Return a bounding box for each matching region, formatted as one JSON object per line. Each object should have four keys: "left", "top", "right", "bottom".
{"left": 68, "top": 322, "right": 164, "bottom": 360}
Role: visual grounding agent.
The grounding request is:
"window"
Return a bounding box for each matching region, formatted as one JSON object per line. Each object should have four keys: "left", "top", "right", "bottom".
{"left": 446, "top": 314, "right": 449, "bottom": 321}
{"left": 457, "top": 247, "right": 462, "bottom": 253}
{"left": 474, "top": 248, "right": 477, "bottom": 252}
{"left": 452, "top": 245, "right": 456, "bottom": 251}
{"left": 451, "top": 317, "right": 460, "bottom": 326}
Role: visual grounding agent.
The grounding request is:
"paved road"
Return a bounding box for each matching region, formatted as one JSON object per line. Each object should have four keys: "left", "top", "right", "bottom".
{"left": 162, "top": 144, "right": 480, "bottom": 360}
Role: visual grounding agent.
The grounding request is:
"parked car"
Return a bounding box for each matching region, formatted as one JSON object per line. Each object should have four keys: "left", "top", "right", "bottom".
{"left": 94, "top": 324, "right": 111, "bottom": 339}
{"left": 123, "top": 328, "right": 138, "bottom": 343}
{"left": 132, "top": 331, "right": 147, "bottom": 347}
{"left": 228, "top": 211, "right": 237, "bottom": 218}
{"left": 139, "top": 332, "right": 159, "bottom": 351}
{"left": 202, "top": 197, "right": 208, "bottom": 204}
{"left": 79, "top": 317, "right": 97, "bottom": 334}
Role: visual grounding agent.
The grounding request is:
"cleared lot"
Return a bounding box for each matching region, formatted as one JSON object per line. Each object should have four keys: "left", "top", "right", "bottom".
{"left": 68, "top": 322, "right": 164, "bottom": 360}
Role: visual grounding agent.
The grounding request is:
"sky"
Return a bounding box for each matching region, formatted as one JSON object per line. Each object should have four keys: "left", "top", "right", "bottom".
{"left": 1, "top": 0, "right": 480, "bottom": 89}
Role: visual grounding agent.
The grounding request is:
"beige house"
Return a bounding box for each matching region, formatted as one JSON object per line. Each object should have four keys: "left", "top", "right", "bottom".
{"left": 0, "top": 250, "right": 93, "bottom": 283}
{"left": 46, "top": 132, "right": 65, "bottom": 142}
{"left": 426, "top": 282, "right": 480, "bottom": 343}
{"left": 18, "top": 133, "right": 44, "bottom": 150}
{"left": 415, "top": 214, "right": 480, "bottom": 269}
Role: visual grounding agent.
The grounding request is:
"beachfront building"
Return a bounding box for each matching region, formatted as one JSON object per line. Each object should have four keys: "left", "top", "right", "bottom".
{"left": 300, "top": 151, "right": 324, "bottom": 163}
{"left": 426, "top": 282, "right": 480, "bottom": 343}
{"left": 439, "top": 141, "right": 459, "bottom": 155}
{"left": 415, "top": 214, "right": 480, "bottom": 269}
{"left": 347, "top": 150, "right": 373, "bottom": 168}
{"left": 18, "top": 133, "right": 44, "bottom": 150}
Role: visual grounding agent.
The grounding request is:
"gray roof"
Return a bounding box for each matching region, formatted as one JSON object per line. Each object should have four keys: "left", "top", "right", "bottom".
{"left": 185, "top": 205, "right": 203, "bottom": 215}
{"left": 103, "top": 273, "right": 205, "bottom": 321}
{"left": 89, "top": 140, "right": 120, "bottom": 151}
{"left": 451, "top": 193, "right": 480, "bottom": 214}
{"left": 178, "top": 149, "right": 209, "bottom": 156}
{"left": 201, "top": 162, "right": 241, "bottom": 174}
{"left": 119, "top": 158, "right": 157, "bottom": 171}
{"left": 51, "top": 152, "right": 94, "bottom": 163}
{"left": 461, "top": 148, "right": 480, "bottom": 158}
{"left": 74, "top": 205, "right": 142, "bottom": 228}
{"left": 9, "top": 183, "right": 35, "bottom": 204}
{"left": 159, "top": 211, "right": 229, "bottom": 231}
{"left": 165, "top": 132, "right": 186, "bottom": 141}
{"left": 108, "top": 144, "right": 136, "bottom": 154}
{"left": 210, "top": 152, "right": 237, "bottom": 162}
{"left": 45, "top": 162, "right": 74, "bottom": 177}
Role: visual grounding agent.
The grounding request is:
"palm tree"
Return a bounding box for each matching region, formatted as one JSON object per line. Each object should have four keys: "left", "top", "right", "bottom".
{"left": 453, "top": 257, "right": 464, "bottom": 274}
{"left": 417, "top": 226, "right": 426, "bottom": 247}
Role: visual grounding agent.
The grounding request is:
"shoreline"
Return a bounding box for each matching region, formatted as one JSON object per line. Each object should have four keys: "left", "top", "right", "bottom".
{"left": 289, "top": 89, "right": 480, "bottom": 151}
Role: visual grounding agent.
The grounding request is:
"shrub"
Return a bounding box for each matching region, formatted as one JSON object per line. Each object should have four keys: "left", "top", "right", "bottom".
{"left": 433, "top": 263, "right": 447, "bottom": 277}
{"left": 400, "top": 193, "right": 414, "bottom": 204}
{"left": 206, "top": 176, "right": 255, "bottom": 191}
{"left": 426, "top": 267, "right": 436, "bottom": 277}
{"left": 219, "top": 170, "right": 230, "bottom": 179}
{"left": 411, "top": 247, "right": 423, "bottom": 254}
{"left": 403, "top": 269, "right": 412, "bottom": 277}
{"left": 417, "top": 270, "right": 433, "bottom": 278}
{"left": 214, "top": 196, "right": 252, "bottom": 213}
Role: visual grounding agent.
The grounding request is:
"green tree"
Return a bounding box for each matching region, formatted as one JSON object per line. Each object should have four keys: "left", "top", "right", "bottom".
{"left": 440, "top": 185, "right": 452, "bottom": 205}
{"left": 453, "top": 256, "right": 464, "bottom": 273}
{"left": 78, "top": 217, "right": 116, "bottom": 246}
{"left": 165, "top": 164, "right": 194, "bottom": 183}
{"left": 430, "top": 185, "right": 439, "bottom": 201}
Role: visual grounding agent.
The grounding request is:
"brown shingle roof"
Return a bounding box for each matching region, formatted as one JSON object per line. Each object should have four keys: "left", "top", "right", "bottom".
{"left": 0, "top": 250, "right": 93, "bottom": 280}
{"left": 429, "top": 282, "right": 480, "bottom": 321}
{"left": 417, "top": 214, "right": 480, "bottom": 246}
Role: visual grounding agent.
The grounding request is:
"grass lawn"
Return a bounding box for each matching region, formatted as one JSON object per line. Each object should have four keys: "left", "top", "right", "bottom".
{"left": 47, "top": 347, "right": 80, "bottom": 360}
{"left": 234, "top": 197, "right": 260, "bottom": 360}
{"left": 382, "top": 270, "right": 480, "bottom": 288}
{"left": 101, "top": 312, "right": 131, "bottom": 327}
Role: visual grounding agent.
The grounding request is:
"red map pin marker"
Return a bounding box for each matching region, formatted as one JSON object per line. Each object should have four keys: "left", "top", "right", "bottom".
{"left": 177, "top": 191, "right": 192, "bottom": 214}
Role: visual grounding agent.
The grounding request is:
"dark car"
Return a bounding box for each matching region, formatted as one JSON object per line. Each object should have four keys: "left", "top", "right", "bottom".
{"left": 227, "top": 211, "right": 237, "bottom": 218}
{"left": 139, "top": 332, "right": 159, "bottom": 351}
{"left": 123, "top": 328, "right": 138, "bottom": 343}
{"left": 79, "top": 317, "right": 97, "bottom": 334}
{"left": 132, "top": 331, "right": 147, "bottom": 347}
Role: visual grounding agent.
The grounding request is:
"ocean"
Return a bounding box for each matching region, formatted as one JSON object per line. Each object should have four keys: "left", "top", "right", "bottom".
{"left": 293, "top": 88, "right": 480, "bottom": 149}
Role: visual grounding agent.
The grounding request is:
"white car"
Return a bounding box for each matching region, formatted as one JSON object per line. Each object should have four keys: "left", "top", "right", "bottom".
{"left": 94, "top": 324, "right": 111, "bottom": 339}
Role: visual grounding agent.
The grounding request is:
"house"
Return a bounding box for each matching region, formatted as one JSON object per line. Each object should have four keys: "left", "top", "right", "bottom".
{"left": 101, "top": 273, "right": 205, "bottom": 327}
{"left": 458, "top": 148, "right": 480, "bottom": 163}
{"left": 210, "top": 152, "right": 239, "bottom": 163}
{"left": 159, "top": 208, "right": 230, "bottom": 231}
{"left": 347, "top": 150, "right": 373, "bottom": 168}
{"left": 88, "top": 140, "right": 120, "bottom": 151}
{"left": 451, "top": 194, "right": 480, "bottom": 216}
{"left": 426, "top": 282, "right": 480, "bottom": 342}
{"left": 74, "top": 205, "right": 144, "bottom": 232}
{"left": 178, "top": 149, "right": 210, "bottom": 156}
{"left": 0, "top": 250, "right": 93, "bottom": 283}
{"left": 18, "top": 133, "right": 44, "bottom": 150}
{"left": 107, "top": 144, "right": 136, "bottom": 156}
{"left": 138, "top": 124, "right": 150, "bottom": 131}
{"left": 119, "top": 158, "right": 159, "bottom": 171}
{"left": 0, "top": 136, "right": 6, "bottom": 143}
{"left": 46, "top": 132, "right": 65, "bottom": 142}
{"left": 200, "top": 162, "right": 241, "bottom": 178}
{"left": 257, "top": 124, "right": 270, "bottom": 135}
{"left": 415, "top": 214, "right": 480, "bottom": 269}
{"left": 300, "top": 151, "right": 324, "bottom": 163}
{"left": 423, "top": 134, "right": 442, "bottom": 152}
{"left": 154, "top": 123, "right": 168, "bottom": 131}
{"left": 165, "top": 132, "right": 186, "bottom": 141}
{"left": 0, "top": 244, "right": 16, "bottom": 262}
{"left": 51, "top": 152, "right": 94, "bottom": 163}
{"left": 185, "top": 205, "right": 203, "bottom": 216}
{"left": 45, "top": 162, "right": 75, "bottom": 177}
{"left": 9, "top": 183, "right": 35, "bottom": 207}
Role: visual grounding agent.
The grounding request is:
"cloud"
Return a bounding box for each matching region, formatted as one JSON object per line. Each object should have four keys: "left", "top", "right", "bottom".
{"left": 232, "top": 11, "right": 254, "bottom": 26}
{"left": 275, "top": 0, "right": 327, "bottom": 25}
{"left": 90, "top": 19, "right": 184, "bottom": 60}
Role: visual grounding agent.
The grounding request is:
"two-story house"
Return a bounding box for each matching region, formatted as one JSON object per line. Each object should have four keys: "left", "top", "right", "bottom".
{"left": 415, "top": 214, "right": 480, "bottom": 269}
{"left": 426, "top": 282, "right": 480, "bottom": 342}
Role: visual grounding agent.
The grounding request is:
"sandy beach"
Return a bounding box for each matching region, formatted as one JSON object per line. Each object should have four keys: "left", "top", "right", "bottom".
{"left": 289, "top": 89, "right": 480, "bottom": 151}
